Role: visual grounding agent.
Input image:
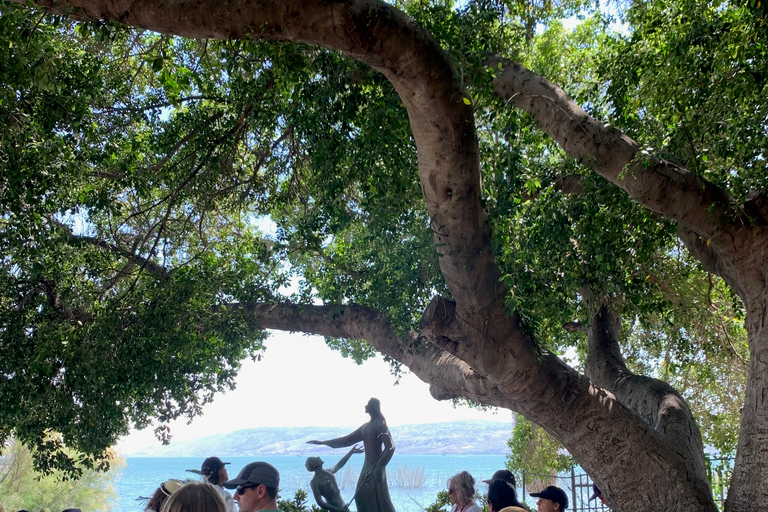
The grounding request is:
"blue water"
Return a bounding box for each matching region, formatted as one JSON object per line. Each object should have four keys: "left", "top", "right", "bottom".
{"left": 112, "top": 454, "right": 508, "bottom": 512}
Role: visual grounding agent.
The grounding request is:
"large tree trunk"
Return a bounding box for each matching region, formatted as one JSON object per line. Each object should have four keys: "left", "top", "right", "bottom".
{"left": 584, "top": 299, "right": 712, "bottom": 508}
{"left": 10, "top": 1, "right": 731, "bottom": 510}
{"left": 726, "top": 295, "right": 768, "bottom": 511}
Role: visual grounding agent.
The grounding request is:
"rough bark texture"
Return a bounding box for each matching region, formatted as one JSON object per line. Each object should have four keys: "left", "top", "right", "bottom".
{"left": 584, "top": 300, "right": 711, "bottom": 507}
{"left": 10, "top": 1, "right": 756, "bottom": 510}
{"left": 726, "top": 310, "right": 768, "bottom": 511}
{"left": 492, "top": 57, "right": 768, "bottom": 512}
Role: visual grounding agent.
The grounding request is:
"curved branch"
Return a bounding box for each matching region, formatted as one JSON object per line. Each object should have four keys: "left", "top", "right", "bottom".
{"left": 234, "top": 301, "right": 510, "bottom": 407}
{"left": 19, "top": 0, "right": 506, "bottom": 328}
{"left": 57, "top": 224, "right": 167, "bottom": 277}
{"left": 584, "top": 300, "right": 709, "bottom": 494}
{"left": 491, "top": 57, "right": 768, "bottom": 293}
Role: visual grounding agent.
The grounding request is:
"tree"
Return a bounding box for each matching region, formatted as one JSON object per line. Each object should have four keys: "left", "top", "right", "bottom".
{"left": 0, "top": 438, "right": 124, "bottom": 512}
{"left": 2, "top": 0, "right": 766, "bottom": 511}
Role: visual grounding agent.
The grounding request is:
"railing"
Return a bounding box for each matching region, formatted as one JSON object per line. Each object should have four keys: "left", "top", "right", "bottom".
{"left": 517, "top": 468, "right": 608, "bottom": 512}
{"left": 516, "top": 457, "right": 732, "bottom": 511}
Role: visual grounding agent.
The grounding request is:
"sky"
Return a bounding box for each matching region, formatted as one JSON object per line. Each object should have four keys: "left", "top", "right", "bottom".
{"left": 116, "top": 330, "right": 513, "bottom": 455}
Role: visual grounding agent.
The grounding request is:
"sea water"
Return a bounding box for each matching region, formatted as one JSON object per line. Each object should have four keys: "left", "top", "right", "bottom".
{"left": 112, "top": 454, "right": 508, "bottom": 512}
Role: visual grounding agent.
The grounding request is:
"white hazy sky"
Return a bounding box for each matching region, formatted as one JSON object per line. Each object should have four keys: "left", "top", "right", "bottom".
{"left": 117, "top": 330, "right": 512, "bottom": 454}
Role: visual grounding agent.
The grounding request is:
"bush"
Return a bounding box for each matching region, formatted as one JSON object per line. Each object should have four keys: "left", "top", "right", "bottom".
{"left": 0, "top": 439, "right": 124, "bottom": 512}
{"left": 278, "top": 488, "right": 323, "bottom": 512}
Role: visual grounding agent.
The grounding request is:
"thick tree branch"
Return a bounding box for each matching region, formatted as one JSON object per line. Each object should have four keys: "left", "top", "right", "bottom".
{"left": 233, "top": 301, "right": 509, "bottom": 407}
{"left": 521, "top": 173, "right": 584, "bottom": 202}
{"left": 17, "top": 0, "right": 507, "bottom": 330}
{"left": 491, "top": 57, "right": 768, "bottom": 295}
{"left": 584, "top": 300, "right": 709, "bottom": 501}
{"left": 676, "top": 225, "right": 744, "bottom": 297}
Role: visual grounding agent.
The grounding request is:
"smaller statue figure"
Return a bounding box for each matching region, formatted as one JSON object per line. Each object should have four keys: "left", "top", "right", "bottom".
{"left": 306, "top": 445, "right": 364, "bottom": 512}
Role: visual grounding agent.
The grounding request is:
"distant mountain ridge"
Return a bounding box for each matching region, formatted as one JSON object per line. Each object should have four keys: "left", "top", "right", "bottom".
{"left": 128, "top": 420, "right": 513, "bottom": 457}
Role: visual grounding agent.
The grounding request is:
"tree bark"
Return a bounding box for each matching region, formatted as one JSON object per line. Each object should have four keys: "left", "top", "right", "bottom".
{"left": 726, "top": 298, "right": 768, "bottom": 511}
{"left": 492, "top": 56, "right": 768, "bottom": 512}
{"left": 242, "top": 299, "right": 719, "bottom": 512}
{"left": 584, "top": 299, "right": 711, "bottom": 507}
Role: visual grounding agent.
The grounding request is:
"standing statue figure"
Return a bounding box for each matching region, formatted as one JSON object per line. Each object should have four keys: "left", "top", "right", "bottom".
{"left": 308, "top": 398, "right": 396, "bottom": 512}
{"left": 305, "top": 445, "right": 363, "bottom": 512}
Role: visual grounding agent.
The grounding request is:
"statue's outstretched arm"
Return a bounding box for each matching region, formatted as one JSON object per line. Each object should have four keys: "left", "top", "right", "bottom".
{"left": 308, "top": 427, "right": 364, "bottom": 448}
{"left": 329, "top": 444, "right": 363, "bottom": 474}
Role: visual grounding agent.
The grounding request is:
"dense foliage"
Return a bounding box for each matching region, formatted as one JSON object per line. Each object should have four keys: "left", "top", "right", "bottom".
{"left": 0, "top": 438, "right": 123, "bottom": 511}
{"left": 0, "top": 0, "right": 762, "bottom": 486}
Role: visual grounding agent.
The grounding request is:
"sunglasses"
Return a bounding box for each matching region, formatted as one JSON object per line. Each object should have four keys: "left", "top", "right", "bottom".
{"left": 236, "top": 484, "right": 260, "bottom": 496}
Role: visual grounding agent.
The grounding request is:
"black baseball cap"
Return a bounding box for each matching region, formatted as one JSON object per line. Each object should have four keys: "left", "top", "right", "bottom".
{"left": 483, "top": 469, "right": 516, "bottom": 486}
{"left": 223, "top": 461, "right": 280, "bottom": 489}
{"left": 201, "top": 456, "right": 230, "bottom": 473}
{"left": 530, "top": 486, "right": 568, "bottom": 510}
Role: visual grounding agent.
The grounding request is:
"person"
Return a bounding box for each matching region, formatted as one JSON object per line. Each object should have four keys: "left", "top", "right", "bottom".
{"left": 146, "top": 479, "right": 186, "bottom": 512}
{"left": 588, "top": 484, "right": 610, "bottom": 508}
{"left": 200, "top": 456, "right": 237, "bottom": 512}
{"left": 223, "top": 461, "right": 285, "bottom": 512}
{"left": 306, "top": 445, "right": 364, "bottom": 512}
{"left": 483, "top": 469, "right": 516, "bottom": 488}
{"left": 483, "top": 470, "right": 523, "bottom": 510}
{"left": 487, "top": 480, "right": 526, "bottom": 512}
{"left": 308, "top": 398, "right": 395, "bottom": 512}
{"left": 160, "top": 481, "right": 227, "bottom": 512}
{"left": 529, "top": 486, "right": 568, "bottom": 512}
{"left": 446, "top": 471, "right": 482, "bottom": 512}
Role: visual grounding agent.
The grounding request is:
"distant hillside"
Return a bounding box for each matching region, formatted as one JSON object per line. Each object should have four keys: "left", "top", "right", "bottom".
{"left": 128, "top": 420, "right": 513, "bottom": 457}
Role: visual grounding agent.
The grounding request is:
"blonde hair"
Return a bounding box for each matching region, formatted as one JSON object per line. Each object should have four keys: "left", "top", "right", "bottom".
{"left": 448, "top": 471, "right": 477, "bottom": 508}
{"left": 160, "top": 482, "right": 227, "bottom": 512}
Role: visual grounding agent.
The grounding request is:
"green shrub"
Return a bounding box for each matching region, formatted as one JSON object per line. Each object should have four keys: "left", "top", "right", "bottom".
{"left": 0, "top": 439, "right": 124, "bottom": 512}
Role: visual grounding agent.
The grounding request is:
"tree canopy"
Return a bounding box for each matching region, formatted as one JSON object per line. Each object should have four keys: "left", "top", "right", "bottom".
{"left": 1, "top": 0, "right": 766, "bottom": 510}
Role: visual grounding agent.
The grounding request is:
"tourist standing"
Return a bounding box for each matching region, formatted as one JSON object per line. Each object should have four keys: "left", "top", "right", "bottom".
{"left": 200, "top": 456, "right": 237, "bottom": 512}
{"left": 589, "top": 484, "right": 610, "bottom": 508}
{"left": 146, "top": 479, "right": 185, "bottom": 512}
{"left": 447, "top": 471, "right": 482, "bottom": 512}
{"left": 487, "top": 479, "right": 526, "bottom": 512}
{"left": 529, "top": 486, "right": 568, "bottom": 512}
{"left": 224, "top": 461, "right": 285, "bottom": 512}
{"left": 160, "top": 481, "right": 227, "bottom": 512}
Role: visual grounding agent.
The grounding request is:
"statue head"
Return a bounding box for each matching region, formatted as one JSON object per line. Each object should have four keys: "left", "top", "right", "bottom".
{"left": 305, "top": 457, "right": 324, "bottom": 472}
{"left": 365, "top": 397, "right": 381, "bottom": 415}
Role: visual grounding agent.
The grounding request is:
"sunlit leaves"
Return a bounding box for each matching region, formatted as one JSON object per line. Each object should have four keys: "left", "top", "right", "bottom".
{"left": 602, "top": 0, "right": 768, "bottom": 200}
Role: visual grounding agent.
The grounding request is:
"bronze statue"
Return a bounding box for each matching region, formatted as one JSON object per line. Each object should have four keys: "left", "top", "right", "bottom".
{"left": 308, "top": 398, "right": 396, "bottom": 512}
{"left": 305, "top": 445, "right": 363, "bottom": 512}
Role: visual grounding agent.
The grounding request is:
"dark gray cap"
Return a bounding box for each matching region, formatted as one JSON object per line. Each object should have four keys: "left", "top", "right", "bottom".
{"left": 483, "top": 469, "right": 516, "bottom": 486}
{"left": 223, "top": 461, "right": 280, "bottom": 489}
{"left": 202, "top": 456, "right": 230, "bottom": 473}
